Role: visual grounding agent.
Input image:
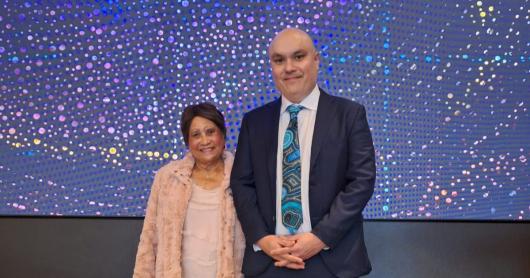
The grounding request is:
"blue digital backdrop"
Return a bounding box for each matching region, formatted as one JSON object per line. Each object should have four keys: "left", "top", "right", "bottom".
{"left": 0, "top": 0, "right": 528, "bottom": 219}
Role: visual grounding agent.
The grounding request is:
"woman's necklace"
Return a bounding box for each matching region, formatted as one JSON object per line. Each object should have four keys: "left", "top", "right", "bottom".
{"left": 194, "top": 160, "right": 224, "bottom": 180}
{"left": 192, "top": 161, "right": 224, "bottom": 190}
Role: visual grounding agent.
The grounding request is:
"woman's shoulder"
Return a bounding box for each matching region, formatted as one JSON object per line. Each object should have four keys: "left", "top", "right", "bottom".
{"left": 156, "top": 153, "right": 195, "bottom": 178}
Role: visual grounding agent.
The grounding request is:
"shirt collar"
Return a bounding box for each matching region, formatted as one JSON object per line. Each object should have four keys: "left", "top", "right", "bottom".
{"left": 281, "top": 85, "right": 320, "bottom": 113}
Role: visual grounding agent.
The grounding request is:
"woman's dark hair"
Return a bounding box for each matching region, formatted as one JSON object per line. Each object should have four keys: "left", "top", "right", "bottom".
{"left": 181, "top": 102, "right": 226, "bottom": 146}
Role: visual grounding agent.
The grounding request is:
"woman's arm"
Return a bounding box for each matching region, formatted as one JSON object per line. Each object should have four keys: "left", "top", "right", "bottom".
{"left": 132, "top": 170, "right": 163, "bottom": 278}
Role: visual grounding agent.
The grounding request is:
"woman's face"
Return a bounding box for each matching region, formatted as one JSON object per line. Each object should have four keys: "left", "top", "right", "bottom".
{"left": 188, "top": 116, "right": 225, "bottom": 166}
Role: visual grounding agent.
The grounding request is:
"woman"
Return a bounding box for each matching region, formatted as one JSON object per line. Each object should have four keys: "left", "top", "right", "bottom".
{"left": 133, "top": 103, "right": 245, "bottom": 278}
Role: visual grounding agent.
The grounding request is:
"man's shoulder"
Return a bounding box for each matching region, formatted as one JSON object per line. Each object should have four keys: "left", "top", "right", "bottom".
{"left": 321, "top": 90, "right": 365, "bottom": 111}
{"left": 243, "top": 98, "right": 280, "bottom": 120}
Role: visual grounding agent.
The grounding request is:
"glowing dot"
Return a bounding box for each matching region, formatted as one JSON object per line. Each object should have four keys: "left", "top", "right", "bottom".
{"left": 477, "top": 1, "right": 483, "bottom": 6}
{"left": 488, "top": 6, "right": 494, "bottom": 12}
{"left": 109, "top": 147, "right": 117, "bottom": 155}
{"left": 147, "top": 151, "right": 153, "bottom": 157}
{"left": 33, "top": 138, "right": 41, "bottom": 145}
{"left": 480, "top": 11, "right": 486, "bottom": 17}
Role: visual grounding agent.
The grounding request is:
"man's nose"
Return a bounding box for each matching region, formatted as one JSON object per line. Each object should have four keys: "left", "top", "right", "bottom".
{"left": 284, "top": 59, "right": 295, "bottom": 72}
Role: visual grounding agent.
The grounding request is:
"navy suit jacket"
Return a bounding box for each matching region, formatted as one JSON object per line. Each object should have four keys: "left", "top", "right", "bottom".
{"left": 230, "top": 90, "right": 376, "bottom": 278}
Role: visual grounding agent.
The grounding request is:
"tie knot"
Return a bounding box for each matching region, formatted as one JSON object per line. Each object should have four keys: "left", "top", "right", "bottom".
{"left": 287, "top": 104, "right": 303, "bottom": 118}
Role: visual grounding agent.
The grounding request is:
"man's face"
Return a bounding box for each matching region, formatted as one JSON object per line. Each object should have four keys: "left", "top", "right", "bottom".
{"left": 269, "top": 31, "right": 319, "bottom": 103}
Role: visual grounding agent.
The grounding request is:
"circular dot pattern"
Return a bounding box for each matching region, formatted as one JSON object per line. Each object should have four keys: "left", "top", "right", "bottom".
{"left": 0, "top": 1, "right": 528, "bottom": 219}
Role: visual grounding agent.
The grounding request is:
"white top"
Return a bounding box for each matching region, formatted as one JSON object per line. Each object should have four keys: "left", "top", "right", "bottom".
{"left": 181, "top": 181, "right": 222, "bottom": 278}
{"left": 275, "top": 85, "right": 320, "bottom": 235}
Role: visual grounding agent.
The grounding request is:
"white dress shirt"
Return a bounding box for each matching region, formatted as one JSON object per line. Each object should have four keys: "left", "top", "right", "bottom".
{"left": 253, "top": 85, "right": 320, "bottom": 251}
{"left": 275, "top": 85, "right": 320, "bottom": 235}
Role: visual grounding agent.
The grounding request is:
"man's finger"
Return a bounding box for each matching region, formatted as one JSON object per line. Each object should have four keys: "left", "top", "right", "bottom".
{"left": 274, "top": 260, "right": 305, "bottom": 269}
{"left": 284, "top": 262, "right": 305, "bottom": 270}
{"left": 270, "top": 246, "right": 291, "bottom": 256}
{"left": 276, "top": 253, "right": 304, "bottom": 264}
{"left": 270, "top": 252, "right": 304, "bottom": 264}
{"left": 274, "top": 260, "right": 289, "bottom": 267}
{"left": 277, "top": 237, "right": 296, "bottom": 247}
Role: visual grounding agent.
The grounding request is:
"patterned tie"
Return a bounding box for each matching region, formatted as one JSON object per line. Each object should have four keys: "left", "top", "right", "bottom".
{"left": 281, "top": 104, "right": 304, "bottom": 234}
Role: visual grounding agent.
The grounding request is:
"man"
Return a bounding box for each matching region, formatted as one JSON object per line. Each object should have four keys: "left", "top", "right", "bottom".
{"left": 231, "top": 28, "right": 376, "bottom": 277}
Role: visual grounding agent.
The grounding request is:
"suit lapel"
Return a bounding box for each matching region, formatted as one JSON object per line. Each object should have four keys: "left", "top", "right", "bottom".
{"left": 266, "top": 99, "right": 281, "bottom": 197}
{"left": 310, "top": 89, "right": 336, "bottom": 171}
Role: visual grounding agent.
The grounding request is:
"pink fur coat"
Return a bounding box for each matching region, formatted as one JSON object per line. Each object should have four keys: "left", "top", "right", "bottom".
{"left": 133, "top": 151, "right": 245, "bottom": 278}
